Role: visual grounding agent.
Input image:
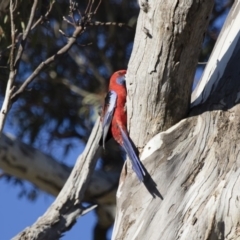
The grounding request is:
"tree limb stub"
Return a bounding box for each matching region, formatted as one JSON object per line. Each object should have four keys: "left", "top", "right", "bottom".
{"left": 12, "top": 118, "right": 102, "bottom": 240}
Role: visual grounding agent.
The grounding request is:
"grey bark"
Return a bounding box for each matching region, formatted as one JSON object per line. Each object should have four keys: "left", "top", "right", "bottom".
{"left": 0, "top": 132, "right": 119, "bottom": 237}
{"left": 113, "top": 1, "right": 240, "bottom": 240}
{"left": 127, "top": 0, "right": 214, "bottom": 149}
{"left": 0, "top": 132, "right": 118, "bottom": 202}
{"left": 12, "top": 118, "right": 102, "bottom": 240}
{"left": 0, "top": 133, "right": 70, "bottom": 196}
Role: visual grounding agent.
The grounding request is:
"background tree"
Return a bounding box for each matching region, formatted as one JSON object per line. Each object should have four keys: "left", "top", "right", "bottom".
{"left": 0, "top": 0, "right": 234, "bottom": 239}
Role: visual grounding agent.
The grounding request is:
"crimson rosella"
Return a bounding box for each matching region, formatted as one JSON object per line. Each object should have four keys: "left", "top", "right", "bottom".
{"left": 101, "top": 70, "right": 146, "bottom": 182}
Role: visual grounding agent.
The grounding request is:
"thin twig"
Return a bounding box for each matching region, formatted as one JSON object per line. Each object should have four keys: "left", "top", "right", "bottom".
{"left": 11, "top": 25, "right": 85, "bottom": 101}
{"left": 31, "top": 0, "right": 55, "bottom": 29}
{"left": 63, "top": 16, "right": 75, "bottom": 26}
{"left": 85, "top": 0, "right": 92, "bottom": 14}
{"left": 11, "top": 0, "right": 106, "bottom": 101}
{"left": 89, "top": 21, "right": 132, "bottom": 29}
{"left": 69, "top": 0, "right": 77, "bottom": 25}
{"left": 59, "top": 29, "right": 70, "bottom": 38}
{"left": 14, "top": 0, "right": 39, "bottom": 68}
{"left": 9, "top": 1, "right": 15, "bottom": 72}
{"left": 1, "top": 1, "right": 55, "bottom": 57}
{"left": 94, "top": 0, "right": 102, "bottom": 14}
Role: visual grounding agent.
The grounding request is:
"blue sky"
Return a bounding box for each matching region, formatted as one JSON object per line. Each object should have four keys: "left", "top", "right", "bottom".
{"left": 0, "top": 115, "right": 100, "bottom": 240}
{"left": 0, "top": 181, "right": 96, "bottom": 240}
{"left": 0, "top": 123, "right": 97, "bottom": 240}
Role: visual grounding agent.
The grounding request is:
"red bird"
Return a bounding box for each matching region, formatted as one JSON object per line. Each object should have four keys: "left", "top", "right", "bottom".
{"left": 101, "top": 70, "right": 145, "bottom": 182}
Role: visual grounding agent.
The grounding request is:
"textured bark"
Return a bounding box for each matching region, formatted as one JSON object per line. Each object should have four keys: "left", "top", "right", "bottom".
{"left": 0, "top": 133, "right": 119, "bottom": 237}
{"left": 191, "top": 0, "right": 240, "bottom": 108}
{"left": 0, "top": 133, "right": 118, "bottom": 202}
{"left": 13, "top": 118, "right": 103, "bottom": 240}
{"left": 112, "top": 1, "right": 240, "bottom": 240}
{"left": 127, "top": 0, "right": 214, "bottom": 149}
{"left": 113, "top": 110, "right": 240, "bottom": 240}
{"left": 0, "top": 133, "right": 70, "bottom": 196}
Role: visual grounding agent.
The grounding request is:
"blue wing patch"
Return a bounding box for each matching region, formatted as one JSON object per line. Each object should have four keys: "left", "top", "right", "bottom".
{"left": 102, "top": 90, "right": 117, "bottom": 149}
{"left": 119, "top": 127, "right": 146, "bottom": 182}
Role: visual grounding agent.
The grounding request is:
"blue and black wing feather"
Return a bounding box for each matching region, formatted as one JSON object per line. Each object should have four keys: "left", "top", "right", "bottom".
{"left": 119, "top": 127, "right": 146, "bottom": 182}
{"left": 101, "top": 90, "right": 117, "bottom": 149}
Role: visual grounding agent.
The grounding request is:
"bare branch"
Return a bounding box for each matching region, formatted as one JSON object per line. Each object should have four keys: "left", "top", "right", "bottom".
{"left": 0, "top": 1, "right": 54, "bottom": 58}
{"left": 85, "top": 0, "right": 92, "bottom": 14}
{"left": 13, "top": 118, "right": 102, "bottom": 240}
{"left": 0, "top": 0, "right": 39, "bottom": 133}
{"left": 0, "top": 0, "right": 16, "bottom": 133}
{"left": 11, "top": 25, "right": 85, "bottom": 101}
{"left": 31, "top": 0, "right": 55, "bottom": 30}
{"left": 14, "top": 0, "right": 38, "bottom": 68}
{"left": 94, "top": 0, "right": 102, "bottom": 14}
{"left": 11, "top": 0, "right": 104, "bottom": 101}
{"left": 8, "top": 0, "right": 128, "bottom": 104}
{"left": 63, "top": 16, "right": 75, "bottom": 26}
{"left": 59, "top": 29, "right": 70, "bottom": 38}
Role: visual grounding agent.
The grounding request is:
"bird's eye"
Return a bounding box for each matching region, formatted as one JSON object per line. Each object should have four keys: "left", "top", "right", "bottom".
{"left": 116, "top": 75, "right": 125, "bottom": 85}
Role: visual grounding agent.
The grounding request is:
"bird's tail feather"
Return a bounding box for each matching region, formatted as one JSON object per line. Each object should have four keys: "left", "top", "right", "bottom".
{"left": 119, "top": 127, "right": 146, "bottom": 182}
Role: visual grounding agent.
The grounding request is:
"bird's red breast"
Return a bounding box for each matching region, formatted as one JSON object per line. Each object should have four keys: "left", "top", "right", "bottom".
{"left": 108, "top": 70, "right": 127, "bottom": 145}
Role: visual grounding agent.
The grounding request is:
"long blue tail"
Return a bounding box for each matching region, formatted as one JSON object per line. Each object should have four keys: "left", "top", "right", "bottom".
{"left": 119, "top": 127, "right": 146, "bottom": 182}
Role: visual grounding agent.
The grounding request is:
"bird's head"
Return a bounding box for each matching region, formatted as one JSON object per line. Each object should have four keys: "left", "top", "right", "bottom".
{"left": 109, "top": 70, "right": 127, "bottom": 88}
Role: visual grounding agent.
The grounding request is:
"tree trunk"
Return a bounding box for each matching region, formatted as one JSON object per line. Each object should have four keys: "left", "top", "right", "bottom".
{"left": 127, "top": 0, "right": 214, "bottom": 149}
{"left": 112, "top": 1, "right": 240, "bottom": 240}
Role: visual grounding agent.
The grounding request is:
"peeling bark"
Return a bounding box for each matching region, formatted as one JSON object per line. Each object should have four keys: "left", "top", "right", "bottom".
{"left": 114, "top": 109, "right": 240, "bottom": 240}
{"left": 127, "top": 0, "right": 214, "bottom": 149}
{"left": 113, "top": 1, "right": 240, "bottom": 240}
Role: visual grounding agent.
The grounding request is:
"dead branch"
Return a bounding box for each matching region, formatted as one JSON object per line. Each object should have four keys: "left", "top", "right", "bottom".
{"left": 14, "top": 0, "right": 39, "bottom": 68}
{"left": 0, "top": 0, "right": 18, "bottom": 133}
{"left": 12, "top": 117, "right": 102, "bottom": 240}
{"left": 0, "top": 0, "right": 39, "bottom": 133}
{"left": 10, "top": 0, "right": 103, "bottom": 101}
{"left": 10, "top": 25, "right": 85, "bottom": 101}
